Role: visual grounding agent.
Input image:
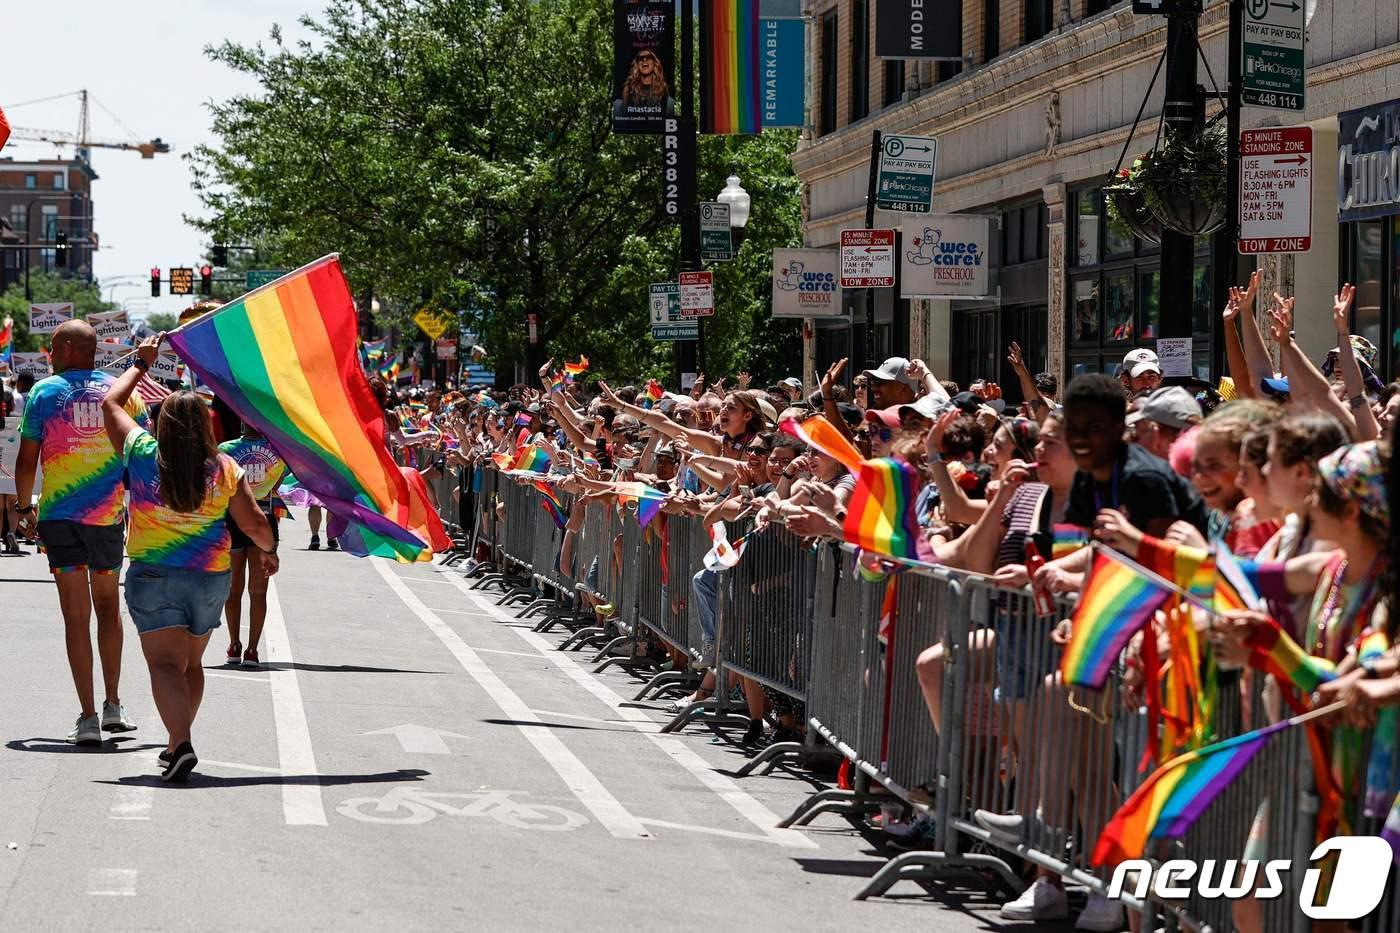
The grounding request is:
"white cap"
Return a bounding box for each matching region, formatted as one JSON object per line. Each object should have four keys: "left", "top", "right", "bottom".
{"left": 1122, "top": 347, "right": 1161, "bottom": 379}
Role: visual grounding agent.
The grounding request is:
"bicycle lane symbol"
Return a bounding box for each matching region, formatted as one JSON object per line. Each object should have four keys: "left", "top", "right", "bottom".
{"left": 337, "top": 787, "right": 589, "bottom": 831}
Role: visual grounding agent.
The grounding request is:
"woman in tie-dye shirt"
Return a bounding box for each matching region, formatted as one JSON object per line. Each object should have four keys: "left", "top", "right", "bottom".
{"left": 101, "top": 335, "right": 279, "bottom": 783}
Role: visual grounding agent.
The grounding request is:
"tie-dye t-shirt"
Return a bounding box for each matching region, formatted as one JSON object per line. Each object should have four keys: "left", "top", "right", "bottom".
{"left": 122, "top": 428, "right": 245, "bottom": 572}
{"left": 19, "top": 370, "right": 149, "bottom": 525}
{"left": 218, "top": 437, "right": 286, "bottom": 503}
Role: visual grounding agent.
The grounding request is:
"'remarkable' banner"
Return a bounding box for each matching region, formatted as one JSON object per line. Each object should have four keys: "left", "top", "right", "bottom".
{"left": 612, "top": 1, "right": 675, "bottom": 134}
{"left": 759, "top": 14, "right": 804, "bottom": 128}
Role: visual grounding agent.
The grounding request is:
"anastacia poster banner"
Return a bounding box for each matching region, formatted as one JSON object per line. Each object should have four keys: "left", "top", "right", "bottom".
{"left": 613, "top": 1, "right": 676, "bottom": 134}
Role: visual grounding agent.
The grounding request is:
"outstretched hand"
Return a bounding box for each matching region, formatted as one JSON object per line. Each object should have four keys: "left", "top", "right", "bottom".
{"left": 1332, "top": 283, "right": 1356, "bottom": 335}
{"left": 821, "top": 357, "right": 847, "bottom": 396}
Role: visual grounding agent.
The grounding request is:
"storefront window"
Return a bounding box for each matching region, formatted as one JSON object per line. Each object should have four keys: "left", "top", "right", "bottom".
{"left": 1356, "top": 220, "right": 1384, "bottom": 353}
{"left": 1106, "top": 211, "right": 1134, "bottom": 258}
{"left": 1075, "top": 192, "right": 1100, "bottom": 266}
{"left": 1105, "top": 273, "right": 1135, "bottom": 342}
{"left": 1073, "top": 277, "right": 1099, "bottom": 342}
{"left": 1139, "top": 271, "right": 1160, "bottom": 340}
{"left": 1192, "top": 260, "right": 1212, "bottom": 336}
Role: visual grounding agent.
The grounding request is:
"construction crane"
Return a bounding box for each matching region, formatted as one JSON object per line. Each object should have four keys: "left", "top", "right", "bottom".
{"left": 6, "top": 89, "right": 171, "bottom": 161}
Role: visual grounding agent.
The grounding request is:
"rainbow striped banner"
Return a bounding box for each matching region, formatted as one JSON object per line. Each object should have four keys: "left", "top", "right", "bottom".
{"left": 700, "top": 0, "right": 762, "bottom": 134}
{"left": 167, "top": 256, "right": 449, "bottom": 563}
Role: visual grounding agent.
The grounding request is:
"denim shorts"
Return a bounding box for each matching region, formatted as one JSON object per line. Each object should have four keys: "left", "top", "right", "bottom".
{"left": 124, "top": 562, "right": 232, "bottom": 637}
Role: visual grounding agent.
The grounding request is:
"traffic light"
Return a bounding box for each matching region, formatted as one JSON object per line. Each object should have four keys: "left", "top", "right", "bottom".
{"left": 211, "top": 244, "right": 228, "bottom": 266}
{"left": 200, "top": 265, "right": 213, "bottom": 296}
{"left": 150, "top": 267, "right": 161, "bottom": 298}
{"left": 55, "top": 232, "right": 68, "bottom": 268}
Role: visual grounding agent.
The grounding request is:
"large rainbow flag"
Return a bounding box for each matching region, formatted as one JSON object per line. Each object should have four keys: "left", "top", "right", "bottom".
{"left": 0, "top": 103, "right": 9, "bottom": 152}
{"left": 1092, "top": 716, "right": 1296, "bottom": 865}
{"left": 700, "top": 0, "right": 761, "bottom": 135}
{"left": 0, "top": 316, "right": 11, "bottom": 366}
{"left": 779, "top": 416, "right": 934, "bottom": 563}
{"left": 1060, "top": 546, "right": 1173, "bottom": 689}
{"left": 166, "top": 256, "right": 450, "bottom": 563}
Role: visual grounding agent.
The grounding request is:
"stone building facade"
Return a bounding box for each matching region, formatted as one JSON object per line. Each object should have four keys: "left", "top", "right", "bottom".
{"left": 792, "top": 0, "right": 1400, "bottom": 393}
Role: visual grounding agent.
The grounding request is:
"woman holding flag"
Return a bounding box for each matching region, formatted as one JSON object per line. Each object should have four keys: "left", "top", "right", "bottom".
{"left": 102, "top": 335, "right": 280, "bottom": 782}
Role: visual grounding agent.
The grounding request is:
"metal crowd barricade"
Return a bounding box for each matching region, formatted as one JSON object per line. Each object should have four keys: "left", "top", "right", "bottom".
{"left": 719, "top": 525, "right": 812, "bottom": 702}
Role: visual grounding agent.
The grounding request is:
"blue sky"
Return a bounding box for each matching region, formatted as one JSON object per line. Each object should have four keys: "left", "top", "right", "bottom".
{"left": 2, "top": 1, "right": 317, "bottom": 318}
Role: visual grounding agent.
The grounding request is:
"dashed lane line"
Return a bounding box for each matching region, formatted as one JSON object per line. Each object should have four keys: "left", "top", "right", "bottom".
{"left": 372, "top": 560, "right": 652, "bottom": 840}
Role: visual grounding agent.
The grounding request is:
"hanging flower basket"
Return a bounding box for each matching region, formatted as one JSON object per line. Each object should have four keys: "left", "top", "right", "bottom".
{"left": 1108, "top": 128, "right": 1227, "bottom": 238}
{"left": 1143, "top": 171, "right": 1227, "bottom": 236}
{"left": 1105, "top": 186, "right": 1162, "bottom": 245}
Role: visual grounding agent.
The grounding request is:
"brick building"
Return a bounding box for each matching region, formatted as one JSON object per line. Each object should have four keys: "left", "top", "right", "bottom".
{"left": 0, "top": 157, "right": 97, "bottom": 294}
{"left": 793, "top": 0, "right": 1400, "bottom": 391}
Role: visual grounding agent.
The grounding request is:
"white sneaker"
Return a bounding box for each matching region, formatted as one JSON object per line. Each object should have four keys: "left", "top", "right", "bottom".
{"left": 66, "top": 714, "right": 102, "bottom": 747}
{"left": 1075, "top": 893, "right": 1125, "bottom": 932}
{"left": 1000, "top": 877, "right": 1069, "bottom": 921}
{"left": 974, "top": 808, "right": 1026, "bottom": 840}
{"left": 101, "top": 701, "right": 137, "bottom": 733}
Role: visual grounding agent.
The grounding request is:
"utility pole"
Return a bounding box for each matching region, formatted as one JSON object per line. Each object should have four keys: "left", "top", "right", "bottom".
{"left": 1210, "top": 0, "right": 1244, "bottom": 379}
{"left": 675, "top": 0, "right": 703, "bottom": 382}
{"left": 1156, "top": 7, "right": 1202, "bottom": 342}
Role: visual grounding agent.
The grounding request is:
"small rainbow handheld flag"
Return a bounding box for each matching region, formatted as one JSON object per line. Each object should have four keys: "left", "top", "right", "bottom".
{"left": 563, "top": 356, "right": 589, "bottom": 377}
{"left": 1214, "top": 544, "right": 1263, "bottom": 613}
{"left": 514, "top": 411, "right": 533, "bottom": 428}
{"left": 166, "top": 256, "right": 449, "bottom": 563}
{"left": 779, "top": 416, "right": 934, "bottom": 563}
{"left": 614, "top": 481, "right": 667, "bottom": 528}
{"left": 511, "top": 444, "right": 551, "bottom": 474}
{"left": 699, "top": 0, "right": 761, "bottom": 135}
{"left": 534, "top": 480, "right": 567, "bottom": 529}
{"left": 644, "top": 379, "right": 665, "bottom": 408}
{"left": 1060, "top": 546, "right": 1174, "bottom": 689}
{"left": 1245, "top": 616, "right": 1338, "bottom": 695}
{"left": 0, "top": 316, "right": 12, "bottom": 360}
{"left": 544, "top": 371, "right": 565, "bottom": 393}
{"left": 1092, "top": 715, "right": 1298, "bottom": 865}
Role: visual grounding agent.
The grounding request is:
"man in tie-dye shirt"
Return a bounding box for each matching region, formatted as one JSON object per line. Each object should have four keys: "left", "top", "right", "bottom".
{"left": 14, "top": 320, "right": 147, "bottom": 746}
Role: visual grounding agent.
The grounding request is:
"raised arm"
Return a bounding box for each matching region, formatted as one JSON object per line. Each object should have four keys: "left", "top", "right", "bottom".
{"left": 102, "top": 334, "right": 161, "bottom": 453}
{"left": 1006, "top": 342, "right": 1049, "bottom": 421}
{"left": 1236, "top": 271, "right": 1275, "bottom": 385}
{"left": 1330, "top": 284, "right": 1380, "bottom": 441}
{"left": 922, "top": 412, "right": 988, "bottom": 526}
{"left": 1221, "top": 291, "right": 1259, "bottom": 400}
{"left": 819, "top": 358, "right": 855, "bottom": 443}
{"left": 1268, "top": 295, "right": 1358, "bottom": 436}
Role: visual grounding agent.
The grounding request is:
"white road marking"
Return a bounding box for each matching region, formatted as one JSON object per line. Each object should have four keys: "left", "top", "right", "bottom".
{"left": 437, "top": 570, "right": 817, "bottom": 849}
{"left": 640, "top": 818, "right": 813, "bottom": 846}
{"left": 531, "top": 709, "right": 623, "bottom": 726}
{"left": 361, "top": 724, "right": 469, "bottom": 755}
{"left": 204, "top": 670, "right": 267, "bottom": 682}
{"left": 373, "top": 560, "right": 651, "bottom": 840}
{"left": 263, "top": 580, "right": 327, "bottom": 826}
{"left": 470, "top": 646, "right": 545, "bottom": 659}
{"left": 199, "top": 759, "right": 284, "bottom": 775}
{"left": 87, "top": 868, "right": 137, "bottom": 896}
{"left": 108, "top": 787, "right": 153, "bottom": 821}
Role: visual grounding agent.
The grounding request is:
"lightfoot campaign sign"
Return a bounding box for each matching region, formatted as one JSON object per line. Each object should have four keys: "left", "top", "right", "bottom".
{"left": 28, "top": 303, "right": 73, "bottom": 335}
{"left": 900, "top": 216, "right": 992, "bottom": 298}
{"left": 87, "top": 309, "right": 131, "bottom": 343}
{"left": 771, "top": 249, "right": 840, "bottom": 318}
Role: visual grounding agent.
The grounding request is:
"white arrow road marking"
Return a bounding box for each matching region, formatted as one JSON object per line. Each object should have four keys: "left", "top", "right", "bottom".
{"left": 373, "top": 560, "right": 651, "bottom": 840}
{"left": 362, "top": 724, "right": 470, "bottom": 755}
{"left": 264, "top": 580, "right": 326, "bottom": 826}
{"left": 436, "top": 568, "right": 817, "bottom": 849}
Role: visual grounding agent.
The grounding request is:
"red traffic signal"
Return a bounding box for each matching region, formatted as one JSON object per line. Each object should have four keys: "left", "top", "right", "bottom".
{"left": 200, "top": 264, "right": 213, "bottom": 296}
{"left": 150, "top": 267, "right": 161, "bottom": 298}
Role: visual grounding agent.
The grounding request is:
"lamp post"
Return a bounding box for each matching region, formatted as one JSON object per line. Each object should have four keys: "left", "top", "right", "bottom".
{"left": 716, "top": 175, "right": 752, "bottom": 239}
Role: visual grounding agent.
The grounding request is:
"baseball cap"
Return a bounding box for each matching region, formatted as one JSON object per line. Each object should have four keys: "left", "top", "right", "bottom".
{"left": 656, "top": 443, "right": 677, "bottom": 460}
{"left": 780, "top": 377, "right": 803, "bottom": 391}
{"left": 1126, "top": 386, "right": 1201, "bottom": 430}
{"left": 755, "top": 397, "right": 779, "bottom": 425}
{"left": 861, "top": 357, "right": 919, "bottom": 388}
{"left": 835, "top": 402, "right": 864, "bottom": 426}
{"left": 865, "top": 405, "right": 903, "bottom": 429}
{"left": 1260, "top": 376, "right": 1291, "bottom": 398}
{"left": 950, "top": 392, "right": 981, "bottom": 414}
{"left": 898, "top": 394, "right": 949, "bottom": 422}
{"left": 1123, "top": 348, "right": 1162, "bottom": 379}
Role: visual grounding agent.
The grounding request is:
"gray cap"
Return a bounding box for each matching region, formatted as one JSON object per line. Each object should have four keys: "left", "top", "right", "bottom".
{"left": 1126, "top": 386, "right": 1201, "bottom": 430}
{"left": 861, "top": 357, "right": 919, "bottom": 388}
{"left": 898, "top": 393, "right": 950, "bottom": 422}
{"left": 780, "top": 377, "right": 803, "bottom": 390}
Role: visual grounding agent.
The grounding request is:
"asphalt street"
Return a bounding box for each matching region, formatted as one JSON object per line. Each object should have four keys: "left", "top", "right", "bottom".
{"left": 0, "top": 513, "right": 1012, "bottom": 932}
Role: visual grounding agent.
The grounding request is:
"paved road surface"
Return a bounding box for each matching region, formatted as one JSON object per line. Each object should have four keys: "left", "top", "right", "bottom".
{"left": 0, "top": 515, "right": 1015, "bottom": 931}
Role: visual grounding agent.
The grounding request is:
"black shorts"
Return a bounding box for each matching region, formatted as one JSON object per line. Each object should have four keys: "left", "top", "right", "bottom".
{"left": 228, "top": 512, "right": 280, "bottom": 552}
{"left": 36, "top": 520, "right": 125, "bottom": 574}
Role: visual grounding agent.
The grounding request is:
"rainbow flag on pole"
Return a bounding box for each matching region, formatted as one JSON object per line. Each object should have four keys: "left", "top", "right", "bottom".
{"left": 1092, "top": 716, "right": 1297, "bottom": 865}
{"left": 166, "top": 255, "right": 450, "bottom": 563}
{"left": 534, "top": 480, "right": 567, "bottom": 529}
{"left": 700, "top": 0, "right": 761, "bottom": 135}
{"left": 1060, "top": 546, "right": 1174, "bottom": 689}
{"left": 779, "top": 416, "right": 934, "bottom": 563}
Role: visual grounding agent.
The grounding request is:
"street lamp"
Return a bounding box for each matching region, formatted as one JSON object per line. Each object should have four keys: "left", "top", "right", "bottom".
{"left": 716, "top": 175, "right": 751, "bottom": 234}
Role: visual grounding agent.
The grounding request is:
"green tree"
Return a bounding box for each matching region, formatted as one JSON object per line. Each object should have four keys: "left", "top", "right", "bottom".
{"left": 189, "top": 0, "right": 803, "bottom": 386}
{"left": 0, "top": 272, "right": 116, "bottom": 352}
{"left": 143, "top": 312, "right": 179, "bottom": 334}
